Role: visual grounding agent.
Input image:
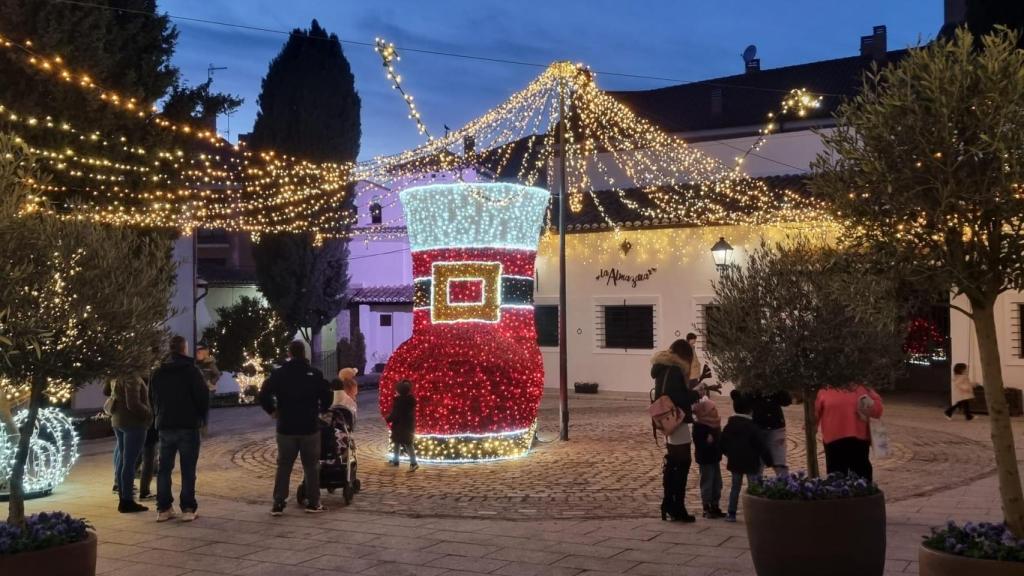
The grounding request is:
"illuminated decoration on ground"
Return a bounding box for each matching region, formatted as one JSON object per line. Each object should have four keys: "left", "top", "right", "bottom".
{"left": 0, "top": 407, "right": 79, "bottom": 498}
{"left": 904, "top": 317, "right": 948, "bottom": 366}
{"left": 234, "top": 353, "right": 265, "bottom": 404}
{"left": 380, "top": 183, "right": 548, "bottom": 462}
{"left": 374, "top": 38, "right": 432, "bottom": 140}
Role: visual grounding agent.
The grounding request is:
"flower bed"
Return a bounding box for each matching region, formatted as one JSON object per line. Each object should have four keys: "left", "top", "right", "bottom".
{"left": 749, "top": 471, "right": 880, "bottom": 500}
{"left": 923, "top": 522, "right": 1024, "bottom": 563}
{"left": 0, "top": 512, "right": 89, "bottom": 555}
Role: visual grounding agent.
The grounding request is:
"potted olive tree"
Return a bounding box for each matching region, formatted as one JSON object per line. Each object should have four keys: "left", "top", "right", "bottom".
{"left": 705, "top": 239, "right": 905, "bottom": 576}
{"left": 0, "top": 135, "right": 174, "bottom": 574}
{"left": 812, "top": 27, "right": 1024, "bottom": 575}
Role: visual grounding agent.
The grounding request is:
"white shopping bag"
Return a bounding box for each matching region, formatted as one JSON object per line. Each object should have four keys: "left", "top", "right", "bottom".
{"left": 869, "top": 418, "right": 890, "bottom": 459}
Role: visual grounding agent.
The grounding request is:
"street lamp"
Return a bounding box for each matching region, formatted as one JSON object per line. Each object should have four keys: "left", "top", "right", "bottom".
{"left": 711, "top": 236, "right": 734, "bottom": 270}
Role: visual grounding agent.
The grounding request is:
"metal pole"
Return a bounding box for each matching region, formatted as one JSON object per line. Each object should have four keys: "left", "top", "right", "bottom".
{"left": 557, "top": 77, "right": 570, "bottom": 441}
{"left": 192, "top": 229, "right": 198, "bottom": 356}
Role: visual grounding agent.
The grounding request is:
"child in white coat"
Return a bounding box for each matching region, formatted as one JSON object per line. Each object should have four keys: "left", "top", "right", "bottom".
{"left": 944, "top": 363, "right": 975, "bottom": 421}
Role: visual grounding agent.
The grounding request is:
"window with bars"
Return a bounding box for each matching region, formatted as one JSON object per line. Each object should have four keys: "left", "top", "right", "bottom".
{"left": 598, "top": 304, "right": 655, "bottom": 350}
{"left": 379, "top": 314, "right": 393, "bottom": 327}
{"left": 697, "top": 303, "right": 722, "bottom": 351}
{"left": 1013, "top": 303, "right": 1023, "bottom": 359}
{"left": 535, "top": 305, "right": 559, "bottom": 347}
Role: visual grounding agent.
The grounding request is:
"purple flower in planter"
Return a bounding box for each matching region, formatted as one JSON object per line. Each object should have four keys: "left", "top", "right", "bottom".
{"left": 0, "top": 512, "right": 89, "bottom": 555}
{"left": 924, "top": 521, "right": 1024, "bottom": 562}
{"left": 747, "top": 471, "right": 880, "bottom": 501}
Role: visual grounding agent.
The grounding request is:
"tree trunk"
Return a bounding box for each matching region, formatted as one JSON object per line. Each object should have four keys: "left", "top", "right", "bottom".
{"left": 970, "top": 296, "right": 1024, "bottom": 536}
{"left": 803, "top": 386, "right": 820, "bottom": 478}
{"left": 311, "top": 325, "right": 322, "bottom": 358}
{"left": 6, "top": 374, "right": 45, "bottom": 528}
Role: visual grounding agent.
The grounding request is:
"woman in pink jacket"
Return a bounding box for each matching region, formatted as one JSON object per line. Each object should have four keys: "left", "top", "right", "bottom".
{"left": 815, "top": 384, "right": 883, "bottom": 481}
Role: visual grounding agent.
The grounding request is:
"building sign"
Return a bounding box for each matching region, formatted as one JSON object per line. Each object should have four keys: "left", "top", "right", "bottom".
{"left": 595, "top": 267, "right": 657, "bottom": 288}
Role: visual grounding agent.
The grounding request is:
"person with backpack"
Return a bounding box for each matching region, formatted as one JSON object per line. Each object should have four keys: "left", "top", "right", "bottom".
{"left": 650, "top": 339, "right": 700, "bottom": 522}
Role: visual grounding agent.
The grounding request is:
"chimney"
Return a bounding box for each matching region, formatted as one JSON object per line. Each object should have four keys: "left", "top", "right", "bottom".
{"left": 944, "top": 0, "right": 967, "bottom": 28}
{"left": 860, "top": 25, "right": 888, "bottom": 61}
{"left": 745, "top": 58, "right": 760, "bottom": 74}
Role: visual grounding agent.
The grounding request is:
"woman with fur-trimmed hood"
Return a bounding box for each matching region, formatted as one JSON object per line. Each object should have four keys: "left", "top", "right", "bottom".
{"left": 651, "top": 339, "right": 700, "bottom": 522}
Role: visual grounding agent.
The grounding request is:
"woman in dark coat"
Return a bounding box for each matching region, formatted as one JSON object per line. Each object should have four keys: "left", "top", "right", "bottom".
{"left": 386, "top": 380, "right": 418, "bottom": 471}
{"left": 650, "top": 339, "right": 700, "bottom": 522}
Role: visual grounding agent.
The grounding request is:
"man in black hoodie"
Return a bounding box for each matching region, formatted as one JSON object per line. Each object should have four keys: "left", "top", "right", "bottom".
{"left": 260, "top": 340, "right": 332, "bottom": 516}
{"left": 150, "top": 335, "right": 209, "bottom": 523}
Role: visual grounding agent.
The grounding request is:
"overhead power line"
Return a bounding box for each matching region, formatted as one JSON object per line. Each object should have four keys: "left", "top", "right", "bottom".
{"left": 47, "top": 0, "right": 845, "bottom": 96}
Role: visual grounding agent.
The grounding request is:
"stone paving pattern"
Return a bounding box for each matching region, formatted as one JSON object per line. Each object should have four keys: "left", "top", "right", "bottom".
{"left": 2, "top": 391, "right": 1015, "bottom": 575}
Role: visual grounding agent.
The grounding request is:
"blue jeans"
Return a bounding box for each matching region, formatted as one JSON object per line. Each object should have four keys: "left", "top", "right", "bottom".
{"left": 728, "top": 472, "right": 760, "bottom": 516}
{"left": 114, "top": 427, "right": 146, "bottom": 503}
{"left": 157, "top": 428, "right": 201, "bottom": 512}
{"left": 699, "top": 463, "right": 722, "bottom": 509}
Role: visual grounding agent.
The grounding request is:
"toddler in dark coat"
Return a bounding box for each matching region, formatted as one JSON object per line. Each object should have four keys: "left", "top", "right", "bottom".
{"left": 721, "top": 390, "right": 773, "bottom": 522}
{"left": 692, "top": 396, "right": 725, "bottom": 518}
{"left": 386, "top": 380, "right": 418, "bottom": 471}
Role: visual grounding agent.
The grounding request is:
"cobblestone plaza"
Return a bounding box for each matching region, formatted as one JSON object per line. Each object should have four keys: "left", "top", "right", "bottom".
{"left": 3, "top": 391, "right": 1013, "bottom": 575}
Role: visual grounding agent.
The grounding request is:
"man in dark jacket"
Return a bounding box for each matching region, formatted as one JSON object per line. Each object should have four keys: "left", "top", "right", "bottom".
{"left": 260, "top": 340, "right": 332, "bottom": 516}
{"left": 150, "top": 335, "right": 209, "bottom": 523}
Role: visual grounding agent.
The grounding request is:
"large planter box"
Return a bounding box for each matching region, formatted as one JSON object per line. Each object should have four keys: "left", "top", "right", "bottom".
{"left": 969, "top": 386, "right": 1023, "bottom": 417}
{"left": 0, "top": 531, "right": 97, "bottom": 576}
{"left": 920, "top": 543, "right": 1024, "bottom": 576}
{"left": 743, "top": 492, "right": 886, "bottom": 576}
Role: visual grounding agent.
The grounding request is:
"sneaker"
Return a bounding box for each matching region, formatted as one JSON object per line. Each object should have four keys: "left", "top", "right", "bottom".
{"left": 304, "top": 504, "right": 326, "bottom": 514}
{"left": 138, "top": 492, "right": 154, "bottom": 501}
{"left": 944, "top": 413, "right": 953, "bottom": 421}
{"left": 118, "top": 501, "right": 149, "bottom": 514}
{"left": 725, "top": 514, "right": 737, "bottom": 523}
{"left": 270, "top": 503, "right": 285, "bottom": 517}
{"left": 389, "top": 460, "right": 400, "bottom": 467}
{"left": 156, "top": 509, "right": 176, "bottom": 522}
{"left": 181, "top": 510, "right": 197, "bottom": 522}
{"left": 409, "top": 463, "right": 420, "bottom": 472}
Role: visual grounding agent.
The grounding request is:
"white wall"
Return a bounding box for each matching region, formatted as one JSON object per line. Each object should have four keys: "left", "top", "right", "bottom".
{"left": 950, "top": 291, "right": 1024, "bottom": 396}
{"left": 535, "top": 224, "right": 813, "bottom": 393}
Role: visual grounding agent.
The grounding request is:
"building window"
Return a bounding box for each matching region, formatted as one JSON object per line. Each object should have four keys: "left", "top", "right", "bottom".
{"left": 599, "top": 304, "right": 655, "bottom": 350}
{"left": 698, "top": 303, "right": 721, "bottom": 351}
{"left": 369, "top": 201, "right": 383, "bottom": 225}
{"left": 379, "top": 314, "right": 393, "bottom": 327}
{"left": 197, "top": 257, "right": 227, "bottom": 267}
{"left": 535, "top": 305, "right": 559, "bottom": 347}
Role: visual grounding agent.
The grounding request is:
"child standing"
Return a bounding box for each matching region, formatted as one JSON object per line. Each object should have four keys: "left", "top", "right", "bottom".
{"left": 720, "top": 390, "right": 773, "bottom": 522}
{"left": 945, "top": 363, "right": 975, "bottom": 421}
{"left": 692, "top": 396, "right": 725, "bottom": 519}
{"left": 386, "top": 380, "right": 418, "bottom": 471}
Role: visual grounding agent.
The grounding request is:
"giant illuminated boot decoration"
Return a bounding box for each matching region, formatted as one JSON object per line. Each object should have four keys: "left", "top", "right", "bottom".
{"left": 379, "top": 183, "right": 550, "bottom": 461}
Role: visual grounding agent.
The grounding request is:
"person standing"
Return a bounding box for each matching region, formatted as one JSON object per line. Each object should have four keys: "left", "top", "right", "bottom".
{"left": 260, "top": 340, "right": 333, "bottom": 516}
{"left": 945, "top": 363, "right": 975, "bottom": 421}
{"left": 750, "top": 390, "right": 792, "bottom": 477}
{"left": 386, "top": 380, "right": 418, "bottom": 471}
{"left": 815, "top": 384, "right": 884, "bottom": 481}
{"left": 693, "top": 395, "right": 725, "bottom": 519}
{"left": 195, "top": 341, "right": 220, "bottom": 437}
{"left": 650, "top": 339, "right": 700, "bottom": 522}
{"left": 720, "top": 390, "right": 772, "bottom": 522}
{"left": 151, "top": 335, "right": 209, "bottom": 523}
{"left": 109, "top": 376, "right": 152, "bottom": 513}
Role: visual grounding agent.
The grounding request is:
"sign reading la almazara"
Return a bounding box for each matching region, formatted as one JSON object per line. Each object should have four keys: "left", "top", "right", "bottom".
{"left": 595, "top": 267, "right": 657, "bottom": 288}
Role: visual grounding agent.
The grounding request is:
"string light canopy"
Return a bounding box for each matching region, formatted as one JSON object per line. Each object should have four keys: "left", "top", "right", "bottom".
{"left": 3, "top": 30, "right": 829, "bottom": 239}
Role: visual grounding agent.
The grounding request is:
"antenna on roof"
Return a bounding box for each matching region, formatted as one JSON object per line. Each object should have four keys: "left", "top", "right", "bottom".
{"left": 742, "top": 45, "right": 757, "bottom": 64}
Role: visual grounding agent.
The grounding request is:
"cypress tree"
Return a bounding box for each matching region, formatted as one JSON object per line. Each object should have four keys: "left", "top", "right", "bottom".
{"left": 250, "top": 19, "right": 361, "bottom": 356}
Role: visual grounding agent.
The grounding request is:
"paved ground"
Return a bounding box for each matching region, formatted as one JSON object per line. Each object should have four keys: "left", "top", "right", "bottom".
{"left": 2, "top": 390, "right": 1015, "bottom": 576}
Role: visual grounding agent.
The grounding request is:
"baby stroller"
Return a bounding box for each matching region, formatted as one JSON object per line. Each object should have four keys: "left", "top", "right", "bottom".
{"left": 297, "top": 405, "right": 360, "bottom": 505}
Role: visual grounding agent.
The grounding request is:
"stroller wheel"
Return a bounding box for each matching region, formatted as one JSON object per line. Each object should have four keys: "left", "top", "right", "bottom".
{"left": 343, "top": 484, "right": 354, "bottom": 505}
{"left": 296, "top": 482, "right": 309, "bottom": 507}
{"left": 327, "top": 487, "right": 336, "bottom": 494}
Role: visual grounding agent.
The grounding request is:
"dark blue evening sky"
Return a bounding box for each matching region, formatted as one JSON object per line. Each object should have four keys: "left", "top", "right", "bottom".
{"left": 165, "top": 0, "right": 942, "bottom": 160}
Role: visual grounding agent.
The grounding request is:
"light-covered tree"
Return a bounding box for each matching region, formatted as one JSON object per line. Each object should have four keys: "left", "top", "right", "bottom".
{"left": 811, "top": 28, "right": 1024, "bottom": 534}
{"left": 0, "top": 134, "right": 175, "bottom": 527}
{"left": 201, "top": 295, "right": 291, "bottom": 374}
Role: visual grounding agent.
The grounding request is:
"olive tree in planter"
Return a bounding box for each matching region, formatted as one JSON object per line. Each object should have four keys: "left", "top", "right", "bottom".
{"left": 704, "top": 238, "right": 905, "bottom": 576}
{"left": 811, "top": 27, "right": 1024, "bottom": 573}
{"left": 0, "top": 135, "right": 174, "bottom": 532}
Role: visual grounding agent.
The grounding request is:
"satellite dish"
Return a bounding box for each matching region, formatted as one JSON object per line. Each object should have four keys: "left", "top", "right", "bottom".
{"left": 742, "top": 45, "right": 758, "bottom": 64}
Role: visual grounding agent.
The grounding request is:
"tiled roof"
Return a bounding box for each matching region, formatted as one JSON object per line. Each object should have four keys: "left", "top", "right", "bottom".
{"left": 347, "top": 284, "right": 414, "bottom": 305}
{"left": 609, "top": 50, "right": 907, "bottom": 135}
{"left": 553, "top": 174, "right": 808, "bottom": 232}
